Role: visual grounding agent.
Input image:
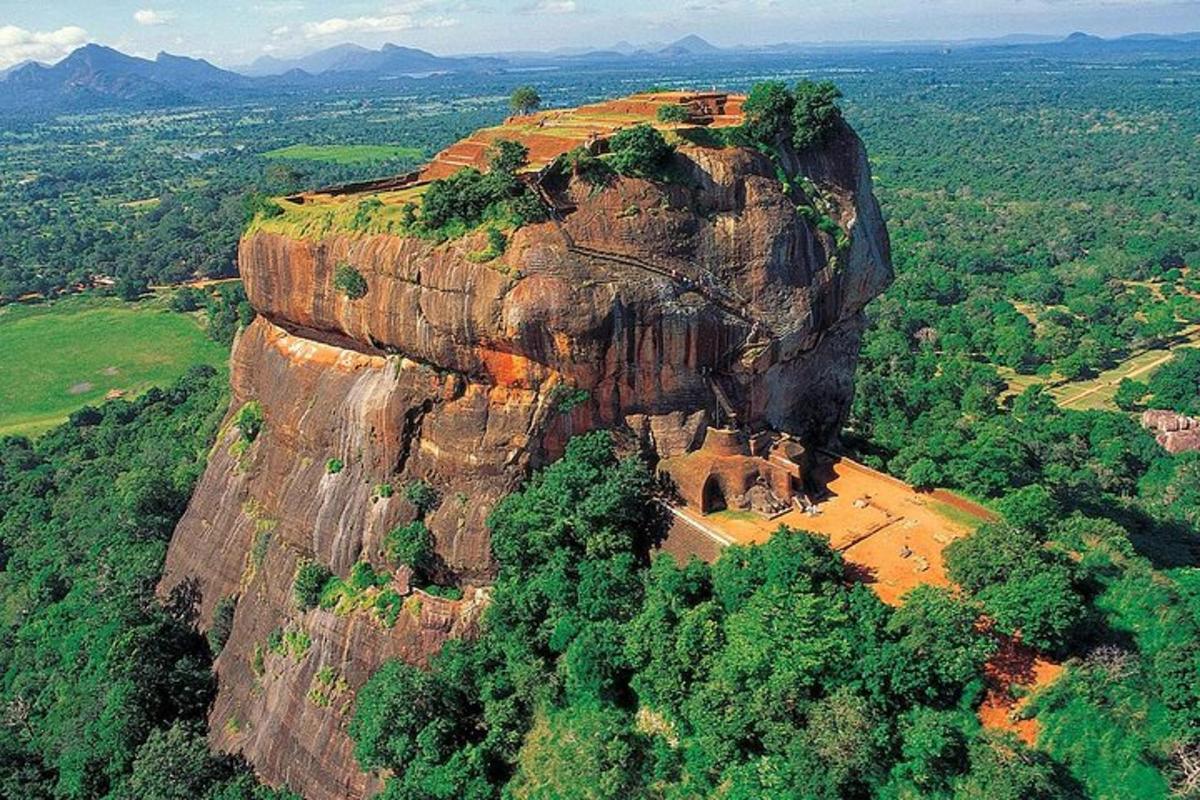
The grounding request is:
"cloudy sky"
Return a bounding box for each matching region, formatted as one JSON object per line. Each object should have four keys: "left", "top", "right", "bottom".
{"left": 0, "top": 0, "right": 1197, "bottom": 69}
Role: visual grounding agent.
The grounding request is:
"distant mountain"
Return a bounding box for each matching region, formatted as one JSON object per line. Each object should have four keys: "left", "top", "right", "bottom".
{"left": 242, "top": 43, "right": 375, "bottom": 76}
{"left": 1116, "top": 31, "right": 1200, "bottom": 42}
{"left": 0, "top": 59, "right": 42, "bottom": 79}
{"left": 5, "top": 30, "right": 1199, "bottom": 119}
{"left": 238, "top": 42, "right": 501, "bottom": 77}
{"left": 1026, "top": 30, "right": 1200, "bottom": 54}
{"left": 0, "top": 44, "right": 252, "bottom": 114}
{"left": 659, "top": 35, "right": 723, "bottom": 57}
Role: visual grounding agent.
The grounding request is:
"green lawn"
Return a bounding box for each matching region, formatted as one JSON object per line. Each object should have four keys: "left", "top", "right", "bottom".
{"left": 263, "top": 144, "right": 424, "bottom": 165}
{"left": 0, "top": 295, "right": 228, "bottom": 438}
{"left": 927, "top": 498, "right": 989, "bottom": 530}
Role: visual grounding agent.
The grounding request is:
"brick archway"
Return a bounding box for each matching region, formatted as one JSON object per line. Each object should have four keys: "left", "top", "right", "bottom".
{"left": 702, "top": 474, "right": 726, "bottom": 513}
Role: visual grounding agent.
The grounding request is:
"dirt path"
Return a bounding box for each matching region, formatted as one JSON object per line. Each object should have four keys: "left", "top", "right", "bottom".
{"left": 149, "top": 276, "right": 241, "bottom": 291}
{"left": 978, "top": 632, "right": 1063, "bottom": 745}
{"left": 1052, "top": 323, "right": 1200, "bottom": 409}
{"left": 1058, "top": 350, "right": 1178, "bottom": 408}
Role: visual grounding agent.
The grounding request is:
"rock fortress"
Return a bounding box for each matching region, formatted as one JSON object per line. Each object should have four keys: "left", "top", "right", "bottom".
{"left": 158, "top": 90, "right": 989, "bottom": 798}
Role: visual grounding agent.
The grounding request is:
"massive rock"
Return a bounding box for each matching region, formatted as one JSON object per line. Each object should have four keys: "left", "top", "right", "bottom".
{"left": 159, "top": 109, "right": 891, "bottom": 799}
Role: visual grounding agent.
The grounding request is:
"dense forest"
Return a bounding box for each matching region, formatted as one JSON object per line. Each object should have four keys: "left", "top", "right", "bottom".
{"left": 0, "top": 368, "right": 294, "bottom": 799}
{"left": 345, "top": 429, "right": 1200, "bottom": 799}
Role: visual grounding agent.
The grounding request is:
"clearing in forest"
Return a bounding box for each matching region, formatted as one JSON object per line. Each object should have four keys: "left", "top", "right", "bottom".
{"left": 263, "top": 144, "right": 425, "bottom": 165}
{"left": 998, "top": 324, "right": 1200, "bottom": 411}
{"left": 1053, "top": 324, "right": 1200, "bottom": 410}
{"left": 0, "top": 295, "right": 227, "bottom": 438}
{"left": 669, "top": 454, "right": 994, "bottom": 606}
{"left": 978, "top": 632, "right": 1064, "bottom": 745}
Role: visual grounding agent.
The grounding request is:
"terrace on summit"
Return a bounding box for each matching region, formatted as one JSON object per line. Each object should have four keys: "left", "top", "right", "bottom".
{"left": 272, "top": 91, "right": 745, "bottom": 215}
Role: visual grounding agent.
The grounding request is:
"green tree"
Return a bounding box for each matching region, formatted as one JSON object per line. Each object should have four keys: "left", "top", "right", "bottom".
{"left": 890, "top": 707, "right": 970, "bottom": 794}
{"left": 347, "top": 656, "right": 482, "bottom": 797}
{"left": 606, "top": 124, "right": 674, "bottom": 179}
{"left": 945, "top": 525, "right": 1084, "bottom": 653}
{"left": 404, "top": 480, "right": 440, "bottom": 516}
{"left": 510, "top": 86, "right": 542, "bottom": 116}
{"left": 791, "top": 80, "right": 844, "bottom": 151}
{"left": 117, "top": 274, "right": 149, "bottom": 301}
{"left": 1147, "top": 349, "right": 1200, "bottom": 415}
{"left": 120, "top": 723, "right": 229, "bottom": 800}
{"left": 741, "top": 80, "right": 795, "bottom": 145}
{"left": 169, "top": 287, "right": 206, "bottom": 312}
{"left": 655, "top": 104, "right": 690, "bottom": 124}
{"left": 489, "top": 139, "right": 530, "bottom": 176}
{"left": 207, "top": 595, "right": 238, "bottom": 656}
{"left": 506, "top": 705, "right": 648, "bottom": 799}
{"left": 994, "top": 484, "right": 1059, "bottom": 534}
{"left": 333, "top": 263, "right": 368, "bottom": 300}
{"left": 887, "top": 585, "right": 993, "bottom": 705}
{"left": 955, "top": 734, "right": 1077, "bottom": 799}
{"left": 293, "top": 560, "right": 333, "bottom": 611}
{"left": 1114, "top": 378, "right": 1149, "bottom": 411}
{"left": 235, "top": 401, "right": 263, "bottom": 443}
{"left": 804, "top": 687, "right": 886, "bottom": 789}
{"left": 906, "top": 457, "right": 942, "bottom": 490}
{"left": 384, "top": 521, "right": 434, "bottom": 574}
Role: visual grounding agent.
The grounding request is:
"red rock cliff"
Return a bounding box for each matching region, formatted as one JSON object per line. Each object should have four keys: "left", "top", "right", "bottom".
{"left": 159, "top": 108, "right": 891, "bottom": 799}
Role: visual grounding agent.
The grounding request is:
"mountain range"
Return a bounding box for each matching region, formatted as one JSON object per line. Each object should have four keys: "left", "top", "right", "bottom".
{"left": 2, "top": 31, "right": 1198, "bottom": 117}
{"left": 0, "top": 44, "right": 252, "bottom": 112}
{"left": 240, "top": 42, "right": 502, "bottom": 77}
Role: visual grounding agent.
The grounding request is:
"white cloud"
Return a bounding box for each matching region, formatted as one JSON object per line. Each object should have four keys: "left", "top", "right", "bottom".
{"left": 254, "top": 1, "right": 307, "bottom": 12}
{"left": 133, "top": 9, "right": 175, "bottom": 26}
{"left": 521, "top": 0, "right": 577, "bottom": 13}
{"left": 271, "top": 25, "right": 292, "bottom": 37}
{"left": 302, "top": 13, "right": 457, "bottom": 38}
{"left": 0, "top": 25, "right": 89, "bottom": 69}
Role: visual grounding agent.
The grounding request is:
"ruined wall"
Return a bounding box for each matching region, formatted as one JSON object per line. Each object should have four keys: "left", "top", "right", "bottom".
{"left": 159, "top": 118, "right": 891, "bottom": 799}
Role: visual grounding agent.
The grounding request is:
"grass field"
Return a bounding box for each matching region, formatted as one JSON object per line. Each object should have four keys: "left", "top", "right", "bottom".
{"left": 998, "top": 323, "right": 1200, "bottom": 412}
{"left": 0, "top": 295, "right": 228, "bottom": 438}
{"left": 263, "top": 144, "right": 424, "bottom": 165}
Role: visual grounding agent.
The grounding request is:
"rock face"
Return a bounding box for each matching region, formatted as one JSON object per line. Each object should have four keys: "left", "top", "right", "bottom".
{"left": 159, "top": 113, "right": 891, "bottom": 799}
{"left": 1143, "top": 408, "right": 1200, "bottom": 453}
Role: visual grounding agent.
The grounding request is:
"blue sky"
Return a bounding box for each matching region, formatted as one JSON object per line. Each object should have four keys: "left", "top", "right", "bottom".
{"left": 1, "top": 0, "right": 1198, "bottom": 68}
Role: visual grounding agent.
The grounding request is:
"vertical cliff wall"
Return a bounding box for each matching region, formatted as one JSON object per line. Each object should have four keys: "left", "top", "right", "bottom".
{"left": 159, "top": 106, "right": 891, "bottom": 799}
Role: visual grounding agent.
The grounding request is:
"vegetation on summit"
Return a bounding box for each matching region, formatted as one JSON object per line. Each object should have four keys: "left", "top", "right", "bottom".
{"left": 509, "top": 86, "right": 542, "bottom": 116}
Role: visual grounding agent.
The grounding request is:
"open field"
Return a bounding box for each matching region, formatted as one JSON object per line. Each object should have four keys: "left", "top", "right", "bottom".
{"left": 0, "top": 295, "right": 228, "bottom": 438}
{"left": 978, "top": 633, "right": 1063, "bottom": 745}
{"left": 998, "top": 322, "right": 1200, "bottom": 411}
{"left": 1054, "top": 324, "right": 1200, "bottom": 409}
{"left": 672, "top": 454, "right": 992, "bottom": 606}
{"left": 263, "top": 144, "right": 425, "bottom": 165}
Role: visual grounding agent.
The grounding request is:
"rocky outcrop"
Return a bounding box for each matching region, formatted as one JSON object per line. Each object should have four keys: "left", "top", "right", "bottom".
{"left": 1143, "top": 408, "right": 1200, "bottom": 453}
{"left": 160, "top": 112, "right": 891, "bottom": 799}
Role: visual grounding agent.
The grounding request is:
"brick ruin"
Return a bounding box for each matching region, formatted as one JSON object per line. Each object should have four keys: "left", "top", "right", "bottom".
{"left": 1143, "top": 409, "right": 1200, "bottom": 454}
{"left": 658, "top": 426, "right": 813, "bottom": 517}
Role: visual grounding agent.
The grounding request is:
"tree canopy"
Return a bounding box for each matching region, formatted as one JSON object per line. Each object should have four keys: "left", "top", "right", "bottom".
{"left": 509, "top": 86, "right": 542, "bottom": 116}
